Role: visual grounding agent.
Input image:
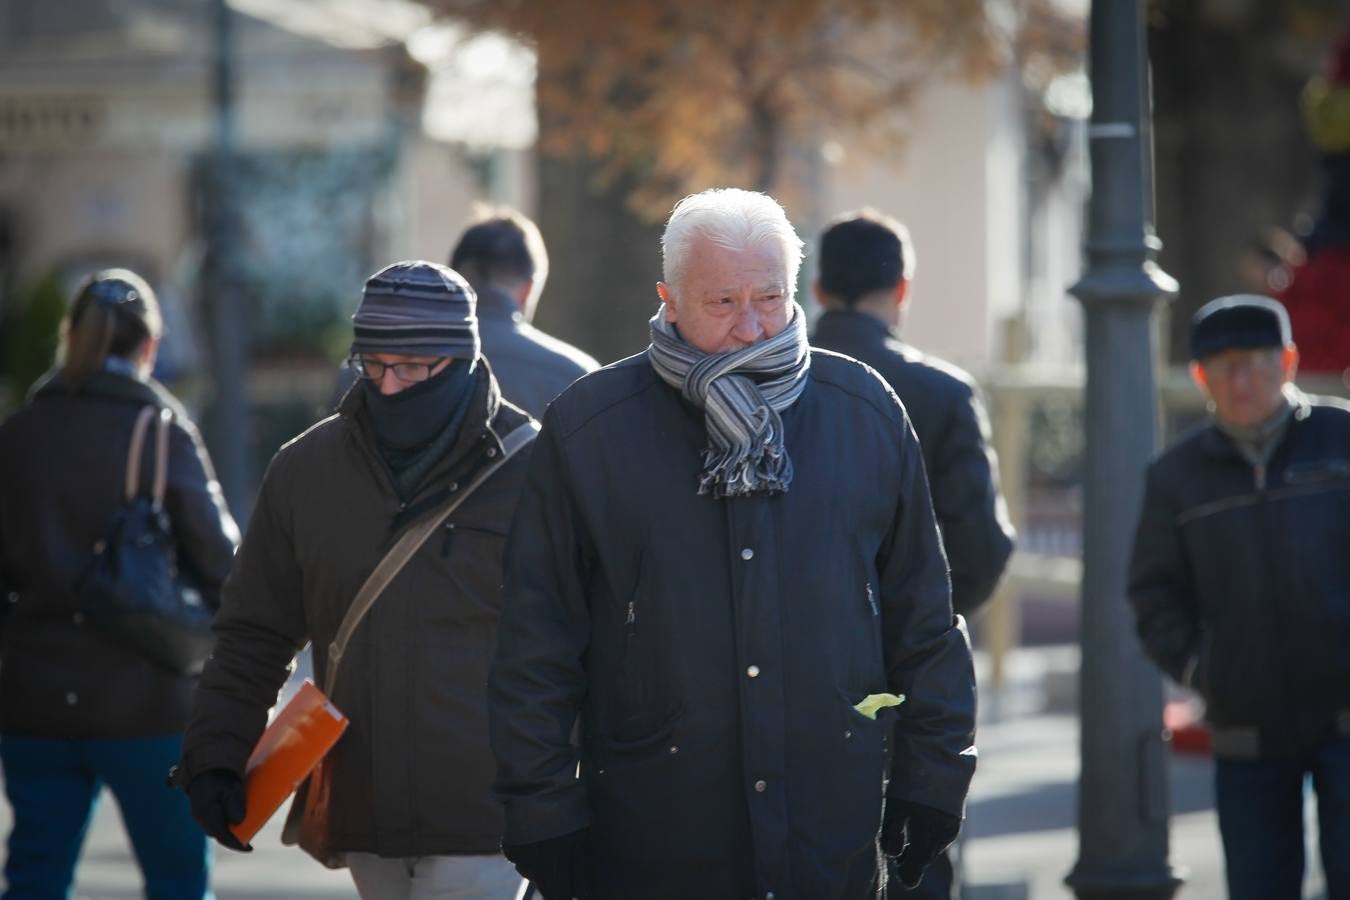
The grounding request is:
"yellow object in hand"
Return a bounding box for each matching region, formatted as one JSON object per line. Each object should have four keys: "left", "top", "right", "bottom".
{"left": 853, "top": 693, "right": 905, "bottom": 720}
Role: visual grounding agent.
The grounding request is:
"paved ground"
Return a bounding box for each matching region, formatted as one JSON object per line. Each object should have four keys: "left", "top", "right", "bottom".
{"left": 0, "top": 647, "right": 1329, "bottom": 899}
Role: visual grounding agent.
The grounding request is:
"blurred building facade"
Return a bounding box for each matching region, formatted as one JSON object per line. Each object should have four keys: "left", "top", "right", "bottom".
{"left": 0, "top": 0, "right": 529, "bottom": 390}
{"left": 818, "top": 68, "right": 1090, "bottom": 376}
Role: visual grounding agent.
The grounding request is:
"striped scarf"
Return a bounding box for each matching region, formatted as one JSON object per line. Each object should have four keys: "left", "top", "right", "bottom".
{"left": 649, "top": 302, "right": 811, "bottom": 497}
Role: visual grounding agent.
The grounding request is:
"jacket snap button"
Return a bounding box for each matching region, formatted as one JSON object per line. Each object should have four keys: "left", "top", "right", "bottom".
{"left": 450, "top": 482, "right": 459, "bottom": 492}
{"left": 668, "top": 745, "right": 679, "bottom": 754}
{"left": 487, "top": 447, "right": 498, "bottom": 458}
{"left": 746, "top": 665, "right": 760, "bottom": 678}
{"left": 767, "top": 893, "right": 776, "bottom": 900}
{"left": 753, "top": 779, "right": 767, "bottom": 792}
{"left": 65, "top": 692, "right": 78, "bottom": 705}
{"left": 844, "top": 730, "right": 853, "bottom": 740}
{"left": 740, "top": 548, "right": 754, "bottom": 561}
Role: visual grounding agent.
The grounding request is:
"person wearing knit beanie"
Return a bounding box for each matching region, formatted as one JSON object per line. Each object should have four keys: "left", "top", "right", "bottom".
{"left": 179, "top": 258, "right": 535, "bottom": 899}
{"left": 350, "top": 261, "right": 481, "bottom": 363}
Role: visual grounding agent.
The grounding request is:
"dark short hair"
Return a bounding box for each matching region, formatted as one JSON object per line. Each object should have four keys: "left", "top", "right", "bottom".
{"left": 817, "top": 209, "right": 914, "bottom": 304}
{"left": 449, "top": 209, "right": 545, "bottom": 289}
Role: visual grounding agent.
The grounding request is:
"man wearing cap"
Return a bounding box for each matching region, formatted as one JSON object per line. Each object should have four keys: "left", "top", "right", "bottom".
{"left": 1129, "top": 295, "right": 1350, "bottom": 900}
{"left": 178, "top": 261, "right": 533, "bottom": 898}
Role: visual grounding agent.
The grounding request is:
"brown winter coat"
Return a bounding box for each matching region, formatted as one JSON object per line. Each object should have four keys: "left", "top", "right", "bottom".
{"left": 181, "top": 363, "right": 532, "bottom": 857}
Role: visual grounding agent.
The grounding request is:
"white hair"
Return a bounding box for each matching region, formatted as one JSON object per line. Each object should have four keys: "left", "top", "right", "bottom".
{"left": 661, "top": 188, "right": 805, "bottom": 297}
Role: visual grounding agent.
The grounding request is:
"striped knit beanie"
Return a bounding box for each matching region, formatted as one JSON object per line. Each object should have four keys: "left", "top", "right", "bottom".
{"left": 351, "top": 261, "right": 480, "bottom": 360}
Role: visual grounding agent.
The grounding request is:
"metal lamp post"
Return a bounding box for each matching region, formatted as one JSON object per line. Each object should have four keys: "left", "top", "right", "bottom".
{"left": 1065, "top": 2, "right": 1185, "bottom": 898}
{"left": 203, "top": 0, "right": 255, "bottom": 522}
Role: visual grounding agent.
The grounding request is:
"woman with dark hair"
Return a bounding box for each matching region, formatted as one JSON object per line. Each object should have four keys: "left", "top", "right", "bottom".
{"left": 0, "top": 269, "right": 238, "bottom": 899}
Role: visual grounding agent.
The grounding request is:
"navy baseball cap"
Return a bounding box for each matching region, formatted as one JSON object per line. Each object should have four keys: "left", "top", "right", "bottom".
{"left": 1190, "top": 294, "right": 1292, "bottom": 361}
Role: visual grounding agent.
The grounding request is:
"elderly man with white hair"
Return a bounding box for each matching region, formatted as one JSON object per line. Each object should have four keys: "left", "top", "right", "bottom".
{"left": 487, "top": 188, "right": 977, "bottom": 900}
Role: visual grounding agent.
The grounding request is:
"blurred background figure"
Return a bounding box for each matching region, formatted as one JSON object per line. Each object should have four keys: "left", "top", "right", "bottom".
{"left": 1278, "top": 30, "right": 1350, "bottom": 379}
{"left": 448, "top": 208, "right": 600, "bottom": 417}
{"left": 812, "top": 210, "right": 1015, "bottom": 620}
{"left": 1129, "top": 296, "right": 1350, "bottom": 900}
{"left": 810, "top": 209, "right": 1015, "bottom": 900}
{"left": 1236, "top": 226, "right": 1305, "bottom": 297}
{"left": 0, "top": 269, "right": 239, "bottom": 900}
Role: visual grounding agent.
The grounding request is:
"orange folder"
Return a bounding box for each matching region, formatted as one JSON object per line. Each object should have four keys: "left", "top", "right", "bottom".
{"left": 230, "top": 679, "right": 349, "bottom": 844}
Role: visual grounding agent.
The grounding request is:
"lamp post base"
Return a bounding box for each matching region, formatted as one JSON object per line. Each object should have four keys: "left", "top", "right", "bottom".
{"left": 1065, "top": 864, "right": 1187, "bottom": 900}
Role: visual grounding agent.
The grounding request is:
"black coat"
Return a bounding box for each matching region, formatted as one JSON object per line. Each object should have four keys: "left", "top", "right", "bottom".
{"left": 0, "top": 371, "right": 238, "bottom": 738}
{"left": 812, "top": 311, "right": 1014, "bottom": 616}
{"left": 488, "top": 349, "right": 977, "bottom": 900}
{"left": 1129, "top": 392, "right": 1350, "bottom": 759}
{"left": 181, "top": 364, "right": 533, "bottom": 857}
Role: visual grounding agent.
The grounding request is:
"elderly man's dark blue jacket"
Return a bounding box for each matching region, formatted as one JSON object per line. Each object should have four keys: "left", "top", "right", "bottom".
{"left": 488, "top": 348, "right": 977, "bottom": 900}
{"left": 1129, "top": 391, "right": 1350, "bottom": 759}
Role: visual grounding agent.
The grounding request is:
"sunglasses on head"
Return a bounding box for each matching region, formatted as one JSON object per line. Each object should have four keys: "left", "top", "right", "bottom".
{"left": 86, "top": 279, "right": 141, "bottom": 308}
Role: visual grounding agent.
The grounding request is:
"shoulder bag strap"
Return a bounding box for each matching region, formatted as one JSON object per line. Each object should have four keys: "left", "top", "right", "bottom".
{"left": 151, "top": 408, "right": 172, "bottom": 512}
{"left": 124, "top": 406, "right": 158, "bottom": 503}
{"left": 323, "top": 419, "right": 540, "bottom": 696}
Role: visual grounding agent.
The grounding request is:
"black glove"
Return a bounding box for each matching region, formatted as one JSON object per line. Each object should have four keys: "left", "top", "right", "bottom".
{"left": 880, "top": 799, "right": 961, "bottom": 890}
{"left": 503, "top": 829, "right": 591, "bottom": 900}
{"left": 186, "top": 769, "right": 252, "bottom": 852}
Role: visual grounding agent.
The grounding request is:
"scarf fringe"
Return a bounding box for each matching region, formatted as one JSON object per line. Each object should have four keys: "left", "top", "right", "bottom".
{"left": 697, "top": 432, "right": 795, "bottom": 498}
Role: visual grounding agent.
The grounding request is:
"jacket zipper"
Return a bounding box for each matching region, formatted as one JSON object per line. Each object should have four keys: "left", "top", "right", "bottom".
{"left": 1253, "top": 463, "right": 1267, "bottom": 491}
{"left": 625, "top": 600, "right": 637, "bottom": 637}
{"left": 865, "top": 581, "right": 879, "bottom": 616}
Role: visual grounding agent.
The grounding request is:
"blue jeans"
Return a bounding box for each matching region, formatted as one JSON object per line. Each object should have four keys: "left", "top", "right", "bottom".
{"left": 1214, "top": 734, "right": 1350, "bottom": 900}
{"left": 0, "top": 735, "right": 211, "bottom": 900}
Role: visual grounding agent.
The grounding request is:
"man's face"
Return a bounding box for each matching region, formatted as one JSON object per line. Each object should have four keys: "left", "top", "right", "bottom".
{"left": 657, "top": 237, "right": 791, "bottom": 355}
{"left": 1193, "top": 346, "right": 1296, "bottom": 428}
{"left": 363, "top": 352, "right": 452, "bottom": 396}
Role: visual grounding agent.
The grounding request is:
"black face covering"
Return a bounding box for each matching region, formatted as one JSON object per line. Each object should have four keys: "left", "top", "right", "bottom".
{"left": 362, "top": 358, "right": 475, "bottom": 451}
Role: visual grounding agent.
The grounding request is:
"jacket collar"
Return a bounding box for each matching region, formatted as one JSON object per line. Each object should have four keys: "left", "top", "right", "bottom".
{"left": 339, "top": 357, "right": 506, "bottom": 489}
{"left": 1198, "top": 385, "right": 1312, "bottom": 459}
{"left": 812, "top": 308, "right": 896, "bottom": 345}
{"left": 474, "top": 286, "right": 524, "bottom": 325}
{"left": 30, "top": 367, "right": 184, "bottom": 415}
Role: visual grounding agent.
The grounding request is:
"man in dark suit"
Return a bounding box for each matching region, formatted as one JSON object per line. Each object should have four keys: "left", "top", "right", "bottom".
{"left": 811, "top": 209, "right": 1015, "bottom": 898}
{"left": 450, "top": 208, "right": 600, "bottom": 417}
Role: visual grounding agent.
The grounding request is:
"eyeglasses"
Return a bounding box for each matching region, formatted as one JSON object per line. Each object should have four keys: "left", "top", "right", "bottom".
{"left": 346, "top": 355, "right": 447, "bottom": 384}
{"left": 1201, "top": 349, "right": 1284, "bottom": 381}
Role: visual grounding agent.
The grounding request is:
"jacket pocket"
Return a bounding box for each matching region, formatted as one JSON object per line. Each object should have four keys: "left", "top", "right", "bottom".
{"left": 439, "top": 522, "right": 507, "bottom": 558}
{"left": 599, "top": 705, "right": 683, "bottom": 761}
